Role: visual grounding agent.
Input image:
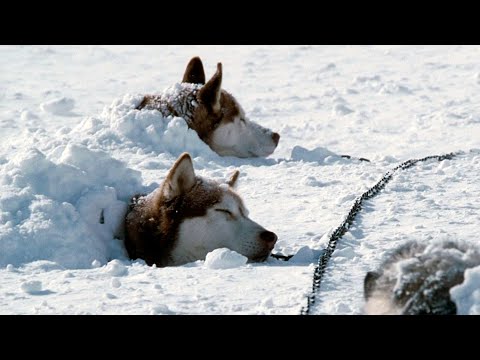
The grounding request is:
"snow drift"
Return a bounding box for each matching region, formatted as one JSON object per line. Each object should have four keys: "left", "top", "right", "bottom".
{"left": 0, "top": 94, "right": 224, "bottom": 269}
{"left": 71, "top": 94, "right": 214, "bottom": 158}
{"left": 0, "top": 144, "right": 142, "bottom": 268}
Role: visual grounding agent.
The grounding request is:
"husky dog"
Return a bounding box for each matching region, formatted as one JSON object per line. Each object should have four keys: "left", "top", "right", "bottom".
{"left": 137, "top": 57, "right": 280, "bottom": 158}
{"left": 363, "top": 239, "right": 480, "bottom": 315}
{"left": 124, "top": 152, "right": 278, "bottom": 267}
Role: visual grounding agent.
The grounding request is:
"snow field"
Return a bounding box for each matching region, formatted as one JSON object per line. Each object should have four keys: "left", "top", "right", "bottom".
{"left": 1, "top": 45, "right": 479, "bottom": 314}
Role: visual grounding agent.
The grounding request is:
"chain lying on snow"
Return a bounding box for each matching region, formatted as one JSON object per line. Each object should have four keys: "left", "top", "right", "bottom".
{"left": 299, "top": 151, "right": 459, "bottom": 315}
{"left": 340, "top": 155, "right": 371, "bottom": 162}
{"left": 270, "top": 253, "right": 294, "bottom": 261}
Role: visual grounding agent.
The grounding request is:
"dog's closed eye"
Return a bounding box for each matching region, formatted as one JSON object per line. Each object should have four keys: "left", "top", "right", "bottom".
{"left": 215, "top": 209, "right": 234, "bottom": 219}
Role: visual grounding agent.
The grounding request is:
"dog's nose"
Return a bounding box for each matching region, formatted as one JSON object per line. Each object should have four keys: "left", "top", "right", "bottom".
{"left": 260, "top": 231, "right": 278, "bottom": 243}
{"left": 272, "top": 132, "right": 280, "bottom": 146}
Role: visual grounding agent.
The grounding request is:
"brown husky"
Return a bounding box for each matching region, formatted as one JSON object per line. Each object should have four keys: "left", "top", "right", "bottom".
{"left": 124, "top": 152, "right": 278, "bottom": 267}
{"left": 137, "top": 57, "right": 280, "bottom": 158}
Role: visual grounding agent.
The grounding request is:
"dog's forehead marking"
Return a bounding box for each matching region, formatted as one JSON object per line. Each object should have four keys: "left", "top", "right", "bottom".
{"left": 218, "top": 187, "right": 248, "bottom": 216}
{"left": 182, "top": 177, "right": 249, "bottom": 217}
{"left": 187, "top": 177, "right": 223, "bottom": 205}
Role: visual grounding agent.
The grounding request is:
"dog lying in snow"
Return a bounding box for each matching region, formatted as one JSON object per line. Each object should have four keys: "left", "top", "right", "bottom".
{"left": 363, "top": 239, "right": 480, "bottom": 315}
{"left": 124, "top": 152, "right": 278, "bottom": 267}
{"left": 137, "top": 57, "right": 280, "bottom": 158}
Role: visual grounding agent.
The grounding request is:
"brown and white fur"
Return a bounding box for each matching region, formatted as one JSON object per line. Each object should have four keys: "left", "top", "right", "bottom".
{"left": 124, "top": 152, "right": 278, "bottom": 267}
{"left": 363, "top": 239, "right": 480, "bottom": 315}
{"left": 137, "top": 57, "right": 280, "bottom": 158}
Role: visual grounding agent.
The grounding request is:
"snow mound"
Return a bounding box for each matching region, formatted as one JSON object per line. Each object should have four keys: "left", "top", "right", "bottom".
{"left": 451, "top": 266, "right": 480, "bottom": 315}
{"left": 21, "top": 280, "right": 43, "bottom": 294}
{"left": 111, "top": 278, "right": 121, "bottom": 288}
{"left": 21, "top": 110, "right": 39, "bottom": 121}
{"left": 40, "top": 97, "right": 75, "bottom": 115}
{"left": 105, "top": 259, "right": 128, "bottom": 277}
{"left": 204, "top": 248, "right": 248, "bottom": 269}
{"left": 70, "top": 94, "right": 214, "bottom": 158}
{"left": 0, "top": 144, "right": 143, "bottom": 269}
{"left": 151, "top": 304, "right": 175, "bottom": 315}
{"left": 289, "top": 246, "right": 315, "bottom": 264}
{"left": 333, "top": 103, "right": 354, "bottom": 116}
{"left": 291, "top": 146, "right": 343, "bottom": 164}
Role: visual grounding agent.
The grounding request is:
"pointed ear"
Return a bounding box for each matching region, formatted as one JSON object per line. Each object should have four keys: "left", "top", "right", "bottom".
{"left": 162, "top": 153, "right": 196, "bottom": 200}
{"left": 182, "top": 57, "right": 206, "bottom": 84}
{"left": 364, "top": 271, "right": 381, "bottom": 300}
{"left": 226, "top": 170, "right": 240, "bottom": 188}
{"left": 198, "top": 62, "right": 222, "bottom": 113}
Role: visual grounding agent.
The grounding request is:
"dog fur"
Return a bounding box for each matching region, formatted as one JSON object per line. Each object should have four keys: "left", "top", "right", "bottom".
{"left": 137, "top": 57, "right": 280, "bottom": 158}
{"left": 363, "top": 239, "right": 480, "bottom": 315}
{"left": 124, "top": 152, "right": 278, "bottom": 267}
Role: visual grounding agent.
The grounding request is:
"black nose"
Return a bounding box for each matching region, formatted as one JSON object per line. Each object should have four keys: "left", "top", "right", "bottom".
{"left": 272, "top": 132, "right": 280, "bottom": 146}
{"left": 260, "top": 231, "right": 278, "bottom": 243}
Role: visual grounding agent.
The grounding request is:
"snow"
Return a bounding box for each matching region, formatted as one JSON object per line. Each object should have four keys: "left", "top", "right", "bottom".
{"left": 204, "top": 248, "right": 248, "bottom": 269}
{"left": 289, "top": 246, "right": 315, "bottom": 264}
{"left": 0, "top": 144, "right": 139, "bottom": 269}
{"left": 105, "top": 260, "right": 129, "bottom": 277}
{"left": 0, "top": 45, "right": 479, "bottom": 314}
{"left": 111, "top": 278, "right": 122, "bottom": 288}
{"left": 21, "top": 280, "right": 43, "bottom": 294}
{"left": 450, "top": 266, "right": 480, "bottom": 315}
{"left": 40, "top": 97, "right": 76, "bottom": 116}
{"left": 151, "top": 304, "right": 174, "bottom": 315}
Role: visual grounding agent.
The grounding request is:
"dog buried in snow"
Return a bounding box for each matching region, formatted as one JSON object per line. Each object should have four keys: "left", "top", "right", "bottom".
{"left": 136, "top": 56, "right": 280, "bottom": 158}
{"left": 363, "top": 239, "right": 480, "bottom": 315}
{"left": 124, "top": 152, "right": 278, "bottom": 267}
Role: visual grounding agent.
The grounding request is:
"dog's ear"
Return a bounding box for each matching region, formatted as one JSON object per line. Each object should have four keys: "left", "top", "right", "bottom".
{"left": 364, "top": 271, "right": 380, "bottom": 300}
{"left": 182, "top": 57, "right": 206, "bottom": 85}
{"left": 198, "top": 63, "right": 222, "bottom": 114}
{"left": 226, "top": 170, "right": 240, "bottom": 188}
{"left": 162, "top": 153, "right": 196, "bottom": 200}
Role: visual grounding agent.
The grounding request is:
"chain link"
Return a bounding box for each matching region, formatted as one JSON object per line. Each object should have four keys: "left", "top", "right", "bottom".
{"left": 300, "top": 151, "right": 458, "bottom": 315}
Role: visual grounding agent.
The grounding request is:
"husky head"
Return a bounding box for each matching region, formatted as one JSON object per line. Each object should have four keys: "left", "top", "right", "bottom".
{"left": 182, "top": 57, "right": 280, "bottom": 158}
{"left": 125, "top": 152, "right": 278, "bottom": 267}
{"left": 363, "top": 240, "right": 480, "bottom": 315}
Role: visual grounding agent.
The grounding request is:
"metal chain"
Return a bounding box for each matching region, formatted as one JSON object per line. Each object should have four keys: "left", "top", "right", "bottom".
{"left": 300, "top": 151, "right": 459, "bottom": 315}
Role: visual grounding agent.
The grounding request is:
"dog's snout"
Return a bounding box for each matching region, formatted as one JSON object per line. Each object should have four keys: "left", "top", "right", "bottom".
{"left": 260, "top": 231, "right": 277, "bottom": 243}
{"left": 272, "top": 132, "right": 280, "bottom": 146}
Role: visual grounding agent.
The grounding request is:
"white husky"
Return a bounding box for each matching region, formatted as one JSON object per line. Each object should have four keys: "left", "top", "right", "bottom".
{"left": 137, "top": 57, "right": 280, "bottom": 158}
{"left": 124, "top": 152, "right": 278, "bottom": 267}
